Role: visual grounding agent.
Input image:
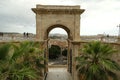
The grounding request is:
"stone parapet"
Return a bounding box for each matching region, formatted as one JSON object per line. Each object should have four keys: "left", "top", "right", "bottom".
{"left": 36, "top": 5, "right": 80, "bottom": 9}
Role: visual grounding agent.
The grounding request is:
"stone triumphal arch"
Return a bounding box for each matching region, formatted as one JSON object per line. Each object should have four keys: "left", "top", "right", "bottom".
{"left": 32, "top": 5, "right": 84, "bottom": 80}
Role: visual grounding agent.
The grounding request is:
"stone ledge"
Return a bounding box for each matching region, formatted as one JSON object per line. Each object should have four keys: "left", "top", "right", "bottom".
{"left": 32, "top": 8, "right": 85, "bottom": 14}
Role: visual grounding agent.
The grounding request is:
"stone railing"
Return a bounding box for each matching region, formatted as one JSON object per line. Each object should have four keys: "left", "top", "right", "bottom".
{"left": 81, "top": 36, "right": 119, "bottom": 43}
{"left": 0, "top": 35, "right": 119, "bottom": 43}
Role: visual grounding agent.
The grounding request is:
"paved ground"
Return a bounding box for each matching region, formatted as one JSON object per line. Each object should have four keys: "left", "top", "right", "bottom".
{"left": 49, "top": 58, "right": 67, "bottom": 65}
{"left": 48, "top": 67, "right": 67, "bottom": 72}
{"left": 46, "top": 67, "right": 72, "bottom": 80}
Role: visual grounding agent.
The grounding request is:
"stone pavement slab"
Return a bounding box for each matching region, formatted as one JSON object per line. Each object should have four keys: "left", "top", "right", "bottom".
{"left": 46, "top": 72, "right": 72, "bottom": 80}
{"left": 46, "top": 67, "right": 72, "bottom": 80}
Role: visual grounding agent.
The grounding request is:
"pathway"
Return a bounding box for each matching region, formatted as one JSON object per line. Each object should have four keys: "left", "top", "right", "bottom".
{"left": 46, "top": 67, "right": 72, "bottom": 80}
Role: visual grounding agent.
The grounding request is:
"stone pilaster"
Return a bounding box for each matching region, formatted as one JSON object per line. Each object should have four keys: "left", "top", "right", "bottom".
{"left": 74, "top": 14, "right": 80, "bottom": 41}
{"left": 67, "top": 39, "right": 72, "bottom": 73}
{"left": 71, "top": 41, "right": 81, "bottom": 80}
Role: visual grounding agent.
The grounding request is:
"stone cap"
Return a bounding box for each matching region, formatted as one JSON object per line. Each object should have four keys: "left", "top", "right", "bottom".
{"left": 36, "top": 4, "right": 80, "bottom": 9}
{"left": 32, "top": 5, "right": 85, "bottom": 14}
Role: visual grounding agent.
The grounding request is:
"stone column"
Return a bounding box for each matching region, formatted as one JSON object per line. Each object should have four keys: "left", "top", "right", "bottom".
{"left": 45, "top": 39, "right": 49, "bottom": 73}
{"left": 71, "top": 41, "right": 80, "bottom": 80}
{"left": 36, "top": 14, "right": 40, "bottom": 40}
{"left": 74, "top": 14, "right": 80, "bottom": 41}
{"left": 67, "top": 39, "right": 72, "bottom": 73}
{"left": 37, "top": 41, "right": 46, "bottom": 77}
{"left": 39, "top": 40, "right": 48, "bottom": 74}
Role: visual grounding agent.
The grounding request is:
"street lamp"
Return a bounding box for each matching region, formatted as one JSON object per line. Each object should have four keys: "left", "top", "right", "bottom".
{"left": 117, "top": 24, "right": 120, "bottom": 42}
{"left": 117, "top": 24, "right": 120, "bottom": 37}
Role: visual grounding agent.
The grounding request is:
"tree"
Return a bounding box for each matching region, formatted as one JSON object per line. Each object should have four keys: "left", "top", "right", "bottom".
{"left": 0, "top": 41, "right": 44, "bottom": 80}
{"left": 62, "top": 49, "right": 67, "bottom": 57}
{"left": 49, "top": 45, "right": 61, "bottom": 59}
{"left": 76, "top": 41, "right": 120, "bottom": 80}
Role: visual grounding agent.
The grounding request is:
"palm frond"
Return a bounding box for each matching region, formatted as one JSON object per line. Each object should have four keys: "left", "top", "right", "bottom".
{"left": 76, "top": 41, "right": 120, "bottom": 80}
{"left": 0, "top": 43, "right": 11, "bottom": 60}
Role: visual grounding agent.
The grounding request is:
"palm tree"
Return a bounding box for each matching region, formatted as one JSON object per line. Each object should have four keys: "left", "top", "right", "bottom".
{"left": 76, "top": 41, "right": 120, "bottom": 80}
{"left": 0, "top": 41, "right": 44, "bottom": 80}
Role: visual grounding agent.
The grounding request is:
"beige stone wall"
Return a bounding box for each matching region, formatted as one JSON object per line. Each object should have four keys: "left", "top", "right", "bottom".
{"left": 40, "top": 14, "right": 76, "bottom": 39}
{"left": 36, "top": 13, "right": 81, "bottom": 41}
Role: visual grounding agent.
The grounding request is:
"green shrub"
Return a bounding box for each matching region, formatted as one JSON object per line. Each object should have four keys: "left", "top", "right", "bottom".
{"left": 0, "top": 41, "right": 44, "bottom": 80}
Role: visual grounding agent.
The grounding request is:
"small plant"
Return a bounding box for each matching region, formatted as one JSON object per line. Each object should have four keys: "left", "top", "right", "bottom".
{"left": 76, "top": 41, "right": 120, "bottom": 80}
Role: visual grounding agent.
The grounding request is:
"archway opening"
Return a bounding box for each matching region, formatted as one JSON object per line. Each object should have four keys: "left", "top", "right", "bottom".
{"left": 48, "top": 27, "right": 69, "bottom": 72}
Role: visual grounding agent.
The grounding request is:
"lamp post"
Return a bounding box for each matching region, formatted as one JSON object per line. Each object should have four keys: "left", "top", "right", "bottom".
{"left": 117, "top": 24, "right": 120, "bottom": 42}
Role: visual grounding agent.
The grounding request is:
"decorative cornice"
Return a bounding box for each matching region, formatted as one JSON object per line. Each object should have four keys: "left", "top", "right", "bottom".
{"left": 32, "top": 8, "right": 85, "bottom": 14}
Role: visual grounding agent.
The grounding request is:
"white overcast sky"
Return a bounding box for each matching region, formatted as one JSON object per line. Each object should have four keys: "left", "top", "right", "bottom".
{"left": 0, "top": 0, "right": 120, "bottom": 36}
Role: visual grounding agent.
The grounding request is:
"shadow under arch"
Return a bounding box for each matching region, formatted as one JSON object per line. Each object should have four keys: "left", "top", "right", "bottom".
{"left": 45, "top": 24, "right": 73, "bottom": 40}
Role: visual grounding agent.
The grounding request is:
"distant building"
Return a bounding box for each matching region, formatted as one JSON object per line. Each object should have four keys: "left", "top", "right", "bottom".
{"left": 0, "top": 32, "right": 3, "bottom": 37}
{"left": 0, "top": 32, "right": 35, "bottom": 38}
